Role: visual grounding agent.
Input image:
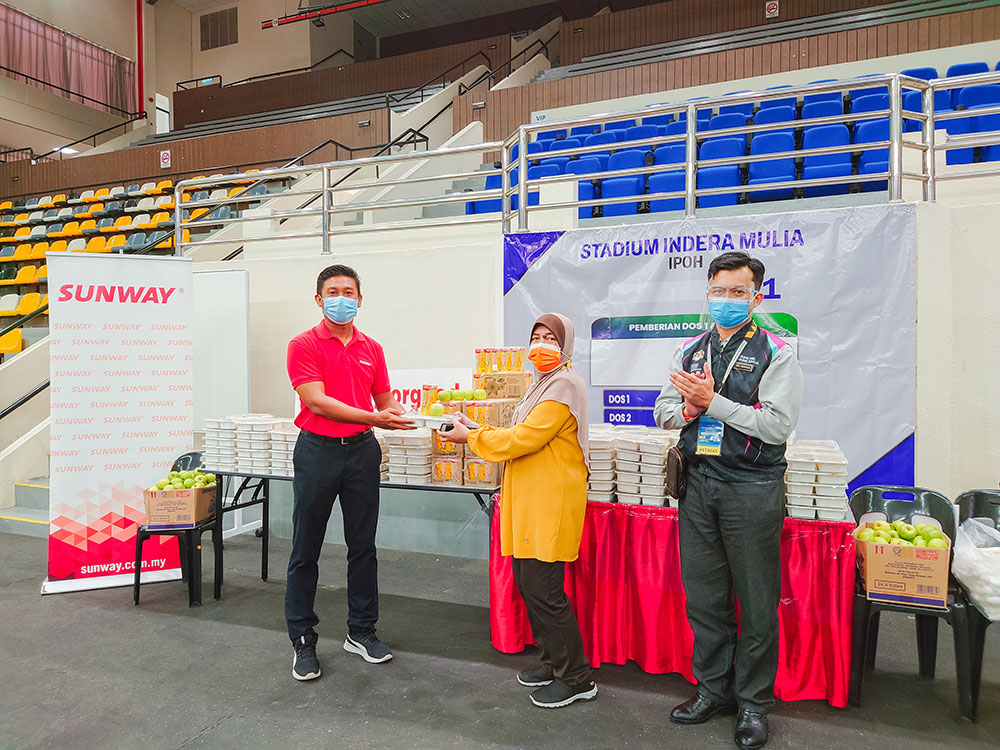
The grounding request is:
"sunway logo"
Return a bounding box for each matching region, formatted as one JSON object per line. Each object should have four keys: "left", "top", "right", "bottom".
{"left": 58, "top": 285, "right": 178, "bottom": 304}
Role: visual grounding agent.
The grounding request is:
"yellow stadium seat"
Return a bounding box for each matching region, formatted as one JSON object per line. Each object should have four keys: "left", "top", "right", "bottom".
{"left": 154, "top": 180, "right": 173, "bottom": 194}
{"left": 79, "top": 219, "right": 97, "bottom": 234}
{"left": 154, "top": 228, "right": 189, "bottom": 249}
{"left": 29, "top": 242, "right": 48, "bottom": 260}
{"left": 0, "top": 328, "right": 22, "bottom": 356}
{"left": 2, "top": 228, "right": 28, "bottom": 244}
{"left": 41, "top": 294, "right": 48, "bottom": 314}
{"left": 12, "top": 244, "right": 31, "bottom": 261}
{"left": 13, "top": 292, "right": 41, "bottom": 317}
{"left": 0, "top": 201, "right": 12, "bottom": 212}
{"left": 186, "top": 208, "right": 208, "bottom": 223}
{"left": 107, "top": 234, "right": 126, "bottom": 251}
{"left": 84, "top": 188, "right": 110, "bottom": 203}
{"left": 58, "top": 221, "right": 81, "bottom": 237}
{"left": 7, "top": 265, "right": 37, "bottom": 285}
{"left": 3, "top": 244, "right": 30, "bottom": 262}
{"left": 48, "top": 239, "right": 68, "bottom": 253}
{"left": 150, "top": 212, "right": 170, "bottom": 227}
{"left": 236, "top": 168, "right": 260, "bottom": 185}
{"left": 84, "top": 236, "right": 108, "bottom": 253}
{"left": 52, "top": 194, "right": 67, "bottom": 205}
{"left": 36, "top": 264, "right": 47, "bottom": 281}
{"left": 113, "top": 216, "right": 133, "bottom": 232}
{"left": 12, "top": 213, "right": 29, "bottom": 225}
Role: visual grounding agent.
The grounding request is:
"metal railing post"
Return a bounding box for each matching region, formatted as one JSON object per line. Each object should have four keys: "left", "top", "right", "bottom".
{"left": 684, "top": 103, "right": 698, "bottom": 218}
{"left": 501, "top": 143, "right": 511, "bottom": 234}
{"left": 889, "top": 75, "right": 904, "bottom": 202}
{"left": 321, "top": 166, "right": 332, "bottom": 255}
{"left": 516, "top": 127, "right": 529, "bottom": 232}
{"left": 173, "top": 185, "right": 182, "bottom": 255}
{"left": 923, "top": 84, "right": 937, "bottom": 202}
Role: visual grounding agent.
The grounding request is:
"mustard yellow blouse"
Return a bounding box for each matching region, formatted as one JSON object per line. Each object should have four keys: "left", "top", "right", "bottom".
{"left": 467, "top": 400, "right": 588, "bottom": 563}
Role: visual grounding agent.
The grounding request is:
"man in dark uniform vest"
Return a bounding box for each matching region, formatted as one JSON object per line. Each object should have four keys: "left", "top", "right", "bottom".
{"left": 654, "top": 251, "right": 803, "bottom": 750}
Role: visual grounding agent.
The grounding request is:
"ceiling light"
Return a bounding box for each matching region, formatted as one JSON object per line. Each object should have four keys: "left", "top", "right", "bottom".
{"left": 59, "top": 147, "right": 78, "bottom": 155}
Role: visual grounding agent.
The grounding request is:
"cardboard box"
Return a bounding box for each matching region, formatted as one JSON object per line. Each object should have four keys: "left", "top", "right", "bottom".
{"left": 473, "top": 371, "right": 531, "bottom": 400}
{"left": 855, "top": 522, "right": 952, "bottom": 609}
{"left": 432, "top": 430, "right": 465, "bottom": 457}
{"left": 465, "top": 456, "right": 500, "bottom": 487}
{"left": 144, "top": 485, "right": 217, "bottom": 530}
{"left": 463, "top": 398, "right": 519, "bottom": 428}
{"left": 431, "top": 457, "right": 464, "bottom": 485}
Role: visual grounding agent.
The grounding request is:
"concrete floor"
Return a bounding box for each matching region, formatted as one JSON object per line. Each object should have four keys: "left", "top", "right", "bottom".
{"left": 1, "top": 532, "right": 998, "bottom": 750}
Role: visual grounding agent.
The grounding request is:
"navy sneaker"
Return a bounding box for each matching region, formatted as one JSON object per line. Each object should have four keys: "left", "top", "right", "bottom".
{"left": 517, "top": 665, "right": 554, "bottom": 687}
{"left": 344, "top": 629, "right": 393, "bottom": 664}
{"left": 530, "top": 679, "right": 598, "bottom": 708}
{"left": 291, "top": 634, "right": 321, "bottom": 681}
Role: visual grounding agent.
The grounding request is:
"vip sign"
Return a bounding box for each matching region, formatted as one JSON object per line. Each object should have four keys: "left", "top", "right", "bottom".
{"left": 765, "top": 1, "right": 779, "bottom": 19}
{"left": 43, "top": 253, "right": 194, "bottom": 594}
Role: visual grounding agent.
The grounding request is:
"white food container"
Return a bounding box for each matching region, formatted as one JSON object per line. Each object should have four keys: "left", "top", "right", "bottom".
{"left": 786, "top": 505, "right": 817, "bottom": 519}
{"left": 796, "top": 439, "right": 841, "bottom": 451}
{"left": 640, "top": 464, "right": 666, "bottom": 478}
{"left": 640, "top": 453, "right": 666, "bottom": 466}
{"left": 814, "top": 483, "right": 847, "bottom": 498}
{"left": 406, "top": 455, "right": 433, "bottom": 466}
{"left": 616, "top": 470, "right": 642, "bottom": 484}
{"left": 617, "top": 449, "right": 641, "bottom": 463}
{"left": 587, "top": 492, "right": 614, "bottom": 503}
{"left": 590, "top": 436, "right": 614, "bottom": 450}
{"left": 589, "top": 470, "right": 614, "bottom": 482}
{"left": 616, "top": 459, "right": 641, "bottom": 473}
{"left": 786, "top": 482, "right": 815, "bottom": 496}
{"left": 235, "top": 449, "right": 270, "bottom": 459}
{"left": 786, "top": 493, "right": 816, "bottom": 507}
{"left": 785, "top": 470, "right": 818, "bottom": 483}
{"left": 615, "top": 437, "right": 641, "bottom": 452}
{"left": 589, "top": 449, "right": 615, "bottom": 462}
{"left": 814, "top": 495, "right": 847, "bottom": 509}
{"left": 640, "top": 481, "right": 665, "bottom": 494}
{"left": 405, "top": 474, "right": 432, "bottom": 485}
{"left": 387, "top": 473, "right": 408, "bottom": 483}
{"left": 817, "top": 506, "right": 849, "bottom": 521}
{"left": 617, "top": 492, "right": 642, "bottom": 505}
{"left": 618, "top": 482, "right": 641, "bottom": 495}
{"left": 405, "top": 464, "right": 432, "bottom": 475}
{"left": 590, "top": 460, "right": 614, "bottom": 473}
{"left": 589, "top": 481, "right": 614, "bottom": 493}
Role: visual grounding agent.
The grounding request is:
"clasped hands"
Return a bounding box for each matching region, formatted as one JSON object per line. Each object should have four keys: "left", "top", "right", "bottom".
{"left": 669, "top": 363, "right": 715, "bottom": 417}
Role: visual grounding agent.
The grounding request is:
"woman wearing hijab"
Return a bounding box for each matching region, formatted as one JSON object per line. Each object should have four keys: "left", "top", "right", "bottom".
{"left": 443, "top": 313, "right": 595, "bottom": 709}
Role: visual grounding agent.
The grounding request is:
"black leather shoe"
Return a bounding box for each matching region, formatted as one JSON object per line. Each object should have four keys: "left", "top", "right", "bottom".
{"left": 734, "top": 708, "right": 769, "bottom": 749}
{"left": 670, "top": 694, "right": 738, "bottom": 725}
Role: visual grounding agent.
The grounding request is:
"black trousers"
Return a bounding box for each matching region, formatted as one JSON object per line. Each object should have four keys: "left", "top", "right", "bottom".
{"left": 285, "top": 429, "right": 382, "bottom": 641}
{"left": 678, "top": 467, "right": 784, "bottom": 711}
{"left": 512, "top": 557, "right": 592, "bottom": 686}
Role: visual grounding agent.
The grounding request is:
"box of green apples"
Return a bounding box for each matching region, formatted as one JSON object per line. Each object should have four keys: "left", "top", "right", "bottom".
{"left": 144, "top": 468, "right": 218, "bottom": 530}
{"left": 854, "top": 520, "right": 952, "bottom": 609}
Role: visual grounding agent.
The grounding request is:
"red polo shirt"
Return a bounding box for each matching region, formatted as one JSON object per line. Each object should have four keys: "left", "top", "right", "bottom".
{"left": 286, "top": 322, "right": 391, "bottom": 437}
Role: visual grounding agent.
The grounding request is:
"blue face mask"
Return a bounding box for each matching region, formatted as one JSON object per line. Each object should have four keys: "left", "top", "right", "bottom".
{"left": 708, "top": 298, "right": 752, "bottom": 329}
{"left": 323, "top": 296, "right": 358, "bottom": 324}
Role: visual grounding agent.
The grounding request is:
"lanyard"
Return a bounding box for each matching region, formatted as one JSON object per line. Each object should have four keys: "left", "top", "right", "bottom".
{"left": 705, "top": 337, "right": 749, "bottom": 394}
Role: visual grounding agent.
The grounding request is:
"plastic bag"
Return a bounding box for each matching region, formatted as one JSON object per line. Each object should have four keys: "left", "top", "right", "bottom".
{"left": 951, "top": 518, "right": 1000, "bottom": 621}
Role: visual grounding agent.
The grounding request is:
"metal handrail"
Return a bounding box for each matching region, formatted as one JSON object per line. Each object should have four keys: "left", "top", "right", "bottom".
{"left": 0, "top": 379, "right": 49, "bottom": 422}
{"left": 458, "top": 32, "right": 559, "bottom": 96}
{"left": 222, "top": 48, "right": 355, "bottom": 88}
{"left": 176, "top": 74, "right": 222, "bottom": 91}
{"left": 0, "top": 63, "right": 136, "bottom": 117}
{"left": 387, "top": 51, "right": 493, "bottom": 106}
{"left": 32, "top": 114, "right": 149, "bottom": 162}
{"left": 0, "top": 304, "right": 48, "bottom": 339}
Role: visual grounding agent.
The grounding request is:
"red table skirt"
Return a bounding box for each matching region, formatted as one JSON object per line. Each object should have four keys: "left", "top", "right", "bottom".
{"left": 489, "top": 500, "right": 856, "bottom": 707}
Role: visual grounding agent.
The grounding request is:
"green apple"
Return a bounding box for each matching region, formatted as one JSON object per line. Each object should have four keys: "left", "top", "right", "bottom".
{"left": 437, "top": 389, "right": 453, "bottom": 403}
{"left": 147, "top": 485, "right": 158, "bottom": 492}
{"left": 913, "top": 536, "right": 927, "bottom": 547}
{"left": 873, "top": 532, "right": 892, "bottom": 544}
{"left": 456, "top": 389, "right": 469, "bottom": 401}
{"left": 927, "top": 538, "right": 948, "bottom": 549}
{"left": 156, "top": 479, "right": 170, "bottom": 490}
{"left": 873, "top": 520, "right": 892, "bottom": 533}
{"left": 896, "top": 522, "right": 918, "bottom": 541}
{"left": 204, "top": 473, "right": 216, "bottom": 483}
{"left": 171, "top": 480, "right": 184, "bottom": 488}
{"left": 168, "top": 471, "right": 179, "bottom": 480}
{"left": 887, "top": 529, "right": 899, "bottom": 539}
{"left": 913, "top": 523, "right": 931, "bottom": 534}
{"left": 183, "top": 478, "right": 196, "bottom": 488}
{"left": 428, "top": 402, "right": 446, "bottom": 417}
{"left": 890, "top": 537, "right": 913, "bottom": 546}
{"left": 920, "top": 527, "right": 944, "bottom": 542}
{"left": 856, "top": 528, "right": 876, "bottom": 543}
{"left": 474, "top": 388, "right": 488, "bottom": 401}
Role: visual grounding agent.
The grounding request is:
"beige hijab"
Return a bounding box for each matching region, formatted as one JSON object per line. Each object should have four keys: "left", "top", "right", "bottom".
{"left": 513, "top": 313, "right": 590, "bottom": 470}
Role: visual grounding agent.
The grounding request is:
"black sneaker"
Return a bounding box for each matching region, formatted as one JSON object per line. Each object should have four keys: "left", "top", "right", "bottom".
{"left": 517, "top": 664, "right": 554, "bottom": 687}
{"left": 530, "top": 679, "right": 598, "bottom": 708}
{"left": 291, "top": 634, "right": 321, "bottom": 681}
{"left": 344, "top": 629, "right": 393, "bottom": 664}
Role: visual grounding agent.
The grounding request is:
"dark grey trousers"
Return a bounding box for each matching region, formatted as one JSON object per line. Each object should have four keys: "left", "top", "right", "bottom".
{"left": 512, "top": 557, "right": 593, "bottom": 686}
{"left": 678, "top": 467, "right": 784, "bottom": 711}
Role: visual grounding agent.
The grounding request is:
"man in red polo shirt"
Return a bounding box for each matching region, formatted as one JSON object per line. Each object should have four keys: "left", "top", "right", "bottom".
{"left": 285, "top": 263, "right": 414, "bottom": 682}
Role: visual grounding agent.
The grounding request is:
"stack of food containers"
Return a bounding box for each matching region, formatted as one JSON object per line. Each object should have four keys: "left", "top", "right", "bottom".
{"left": 384, "top": 429, "right": 433, "bottom": 485}
{"left": 587, "top": 427, "right": 615, "bottom": 502}
{"left": 635, "top": 431, "right": 680, "bottom": 506}
{"left": 202, "top": 416, "right": 237, "bottom": 471}
{"left": 269, "top": 421, "right": 298, "bottom": 477}
{"left": 784, "top": 440, "right": 849, "bottom": 520}
{"left": 374, "top": 431, "right": 390, "bottom": 482}
{"left": 614, "top": 433, "right": 644, "bottom": 504}
{"left": 232, "top": 414, "right": 281, "bottom": 473}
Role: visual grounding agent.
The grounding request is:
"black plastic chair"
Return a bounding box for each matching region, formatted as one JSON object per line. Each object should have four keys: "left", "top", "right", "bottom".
{"left": 133, "top": 451, "right": 222, "bottom": 606}
{"left": 848, "top": 485, "right": 974, "bottom": 720}
{"left": 955, "top": 490, "right": 1000, "bottom": 721}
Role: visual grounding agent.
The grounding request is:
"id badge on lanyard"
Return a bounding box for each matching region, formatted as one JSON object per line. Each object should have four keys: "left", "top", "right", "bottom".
{"left": 695, "top": 338, "right": 749, "bottom": 457}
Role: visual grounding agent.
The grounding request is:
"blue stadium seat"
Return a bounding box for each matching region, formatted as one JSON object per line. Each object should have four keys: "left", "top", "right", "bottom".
{"left": 604, "top": 120, "right": 636, "bottom": 135}
{"left": 761, "top": 85, "right": 798, "bottom": 110}
{"left": 662, "top": 121, "right": 688, "bottom": 136}
{"left": 511, "top": 141, "right": 547, "bottom": 163}
{"left": 753, "top": 105, "right": 796, "bottom": 137}
{"left": 566, "top": 158, "right": 605, "bottom": 219}
{"left": 801, "top": 124, "right": 852, "bottom": 197}
{"left": 801, "top": 100, "right": 844, "bottom": 121}
{"left": 583, "top": 132, "right": 618, "bottom": 161}
{"left": 642, "top": 113, "right": 674, "bottom": 127}
{"left": 901, "top": 66, "right": 938, "bottom": 81}
{"left": 849, "top": 74, "right": 888, "bottom": 101}
{"left": 855, "top": 119, "right": 889, "bottom": 192}
{"left": 536, "top": 129, "right": 566, "bottom": 142}
{"left": 719, "top": 91, "right": 753, "bottom": 118}
{"left": 946, "top": 61, "right": 990, "bottom": 109}
{"left": 601, "top": 176, "right": 643, "bottom": 216}
{"left": 619, "top": 125, "right": 660, "bottom": 154}
{"left": 697, "top": 137, "right": 744, "bottom": 207}
{"left": 947, "top": 84, "right": 1000, "bottom": 164}
{"left": 902, "top": 91, "right": 924, "bottom": 132}
{"left": 540, "top": 138, "right": 581, "bottom": 170}
{"left": 748, "top": 132, "right": 796, "bottom": 201}
{"left": 653, "top": 143, "right": 686, "bottom": 168}
{"left": 524, "top": 164, "right": 561, "bottom": 208}
{"left": 804, "top": 79, "right": 842, "bottom": 105}
{"left": 648, "top": 171, "right": 685, "bottom": 213}
{"left": 678, "top": 98, "right": 713, "bottom": 121}
{"left": 466, "top": 173, "right": 503, "bottom": 214}
{"left": 851, "top": 93, "right": 889, "bottom": 115}
{"left": 608, "top": 149, "right": 647, "bottom": 175}
{"left": 707, "top": 113, "right": 750, "bottom": 131}
{"left": 570, "top": 125, "right": 601, "bottom": 139}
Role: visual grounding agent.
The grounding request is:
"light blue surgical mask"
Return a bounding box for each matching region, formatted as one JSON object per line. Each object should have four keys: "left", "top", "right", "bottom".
{"left": 323, "top": 296, "right": 358, "bottom": 324}
{"left": 708, "top": 298, "right": 752, "bottom": 329}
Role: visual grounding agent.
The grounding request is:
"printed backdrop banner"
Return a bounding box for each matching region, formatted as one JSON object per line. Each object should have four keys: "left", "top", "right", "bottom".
{"left": 503, "top": 204, "right": 916, "bottom": 484}
{"left": 43, "top": 254, "right": 194, "bottom": 594}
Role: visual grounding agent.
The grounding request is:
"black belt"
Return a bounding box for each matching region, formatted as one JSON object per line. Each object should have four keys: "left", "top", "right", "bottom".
{"left": 301, "top": 428, "right": 374, "bottom": 445}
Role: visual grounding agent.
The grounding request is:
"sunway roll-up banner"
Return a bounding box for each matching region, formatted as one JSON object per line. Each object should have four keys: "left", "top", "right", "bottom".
{"left": 503, "top": 204, "right": 916, "bottom": 488}
{"left": 42, "top": 253, "right": 193, "bottom": 594}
